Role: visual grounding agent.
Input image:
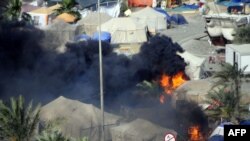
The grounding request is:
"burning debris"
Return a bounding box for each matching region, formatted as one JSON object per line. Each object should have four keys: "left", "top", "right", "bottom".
{"left": 189, "top": 125, "right": 204, "bottom": 141}
{"left": 159, "top": 71, "right": 188, "bottom": 103}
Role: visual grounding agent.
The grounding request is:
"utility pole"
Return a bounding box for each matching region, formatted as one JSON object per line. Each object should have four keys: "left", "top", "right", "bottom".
{"left": 97, "top": 0, "right": 104, "bottom": 141}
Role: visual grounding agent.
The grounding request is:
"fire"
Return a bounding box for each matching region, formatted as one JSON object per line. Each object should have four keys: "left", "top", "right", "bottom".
{"left": 188, "top": 126, "right": 204, "bottom": 141}
{"left": 159, "top": 71, "right": 187, "bottom": 103}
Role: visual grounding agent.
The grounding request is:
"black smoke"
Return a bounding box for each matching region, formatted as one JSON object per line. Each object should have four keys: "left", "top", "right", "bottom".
{"left": 0, "top": 21, "right": 207, "bottom": 138}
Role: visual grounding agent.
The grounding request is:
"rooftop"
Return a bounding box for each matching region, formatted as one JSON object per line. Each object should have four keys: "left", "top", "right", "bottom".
{"left": 226, "top": 44, "right": 250, "bottom": 55}
{"left": 28, "top": 4, "right": 61, "bottom": 14}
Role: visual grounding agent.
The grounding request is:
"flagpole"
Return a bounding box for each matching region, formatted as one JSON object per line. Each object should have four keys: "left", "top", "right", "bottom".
{"left": 97, "top": 0, "right": 105, "bottom": 141}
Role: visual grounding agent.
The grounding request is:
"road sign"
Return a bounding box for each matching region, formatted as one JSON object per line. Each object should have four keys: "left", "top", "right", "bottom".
{"left": 165, "top": 133, "right": 176, "bottom": 141}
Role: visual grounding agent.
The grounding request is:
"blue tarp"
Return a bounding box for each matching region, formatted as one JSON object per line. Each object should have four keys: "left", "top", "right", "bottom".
{"left": 183, "top": 4, "right": 199, "bottom": 9}
{"left": 240, "top": 120, "right": 250, "bottom": 125}
{"left": 166, "top": 4, "right": 198, "bottom": 12}
{"left": 232, "top": 0, "right": 242, "bottom": 2}
{"left": 208, "top": 135, "right": 224, "bottom": 141}
{"left": 242, "top": 0, "right": 250, "bottom": 2}
{"left": 217, "top": 1, "right": 243, "bottom": 7}
{"left": 154, "top": 8, "right": 171, "bottom": 23}
{"left": 92, "top": 32, "right": 111, "bottom": 42}
{"left": 170, "top": 14, "right": 188, "bottom": 25}
{"left": 74, "top": 34, "right": 91, "bottom": 42}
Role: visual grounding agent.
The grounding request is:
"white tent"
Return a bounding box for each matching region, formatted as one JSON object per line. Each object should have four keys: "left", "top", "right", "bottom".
{"left": 99, "top": 2, "right": 121, "bottom": 18}
{"left": 110, "top": 118, "right": 177, "bottom": 141}
{"left": 98, "top": 17, "right": 147, "bottom": 44}
{"left": 40, "top": 96, "right": 120, "bottom": 140}
{"left": 210, "top": 122, "right": 233, "bottom": 137}
{"left": 130, "top": 7, "right": 167, "bottom": 34}
{"left": 76, "top": 12, "right": 112, "bottom": 36}
{"left": 177, "top": 51, "right": 205, "bottom": 80}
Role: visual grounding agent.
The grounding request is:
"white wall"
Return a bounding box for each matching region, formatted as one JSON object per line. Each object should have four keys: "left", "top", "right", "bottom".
{"left": 241, "top": 55, "right": 250, "bottom": 73}
{"left": 226, "top": 46, "right": 250, "bottom": 74}
{"left": 28, "top": 13, "right": 48, "bottom": 27}
{"left": 226, "top": 46, "right": 234, "bottom": 65}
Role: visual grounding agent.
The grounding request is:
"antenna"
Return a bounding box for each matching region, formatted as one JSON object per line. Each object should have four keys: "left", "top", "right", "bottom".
{"left": 97, "top": 0, "right": 104, "bottom": 141}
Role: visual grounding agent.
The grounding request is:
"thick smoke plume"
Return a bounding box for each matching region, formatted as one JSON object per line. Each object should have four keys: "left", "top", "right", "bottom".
{"left": 0, "top": 21, "right": 207, "bottom": 138}
{"left": 0, "top": 21, "right": 186, "bottom": 104}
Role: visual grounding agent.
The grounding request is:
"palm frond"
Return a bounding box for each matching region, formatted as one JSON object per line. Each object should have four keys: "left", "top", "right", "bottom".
{"left": 205, "top": 86, "right": 243, "bottom": 122}
{"left": 54, "top": 0, "right": 81, "bottom": 21}
{"left": 0, "top": 95, "right": 41, "bottom": 141}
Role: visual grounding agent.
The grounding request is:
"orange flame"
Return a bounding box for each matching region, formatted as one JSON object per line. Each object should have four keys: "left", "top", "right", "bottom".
{"left": 159, "top": 71, "right": 187, "bottom": 103}
{"left": 188, "top": 126, "right": 204, "bottom": 141}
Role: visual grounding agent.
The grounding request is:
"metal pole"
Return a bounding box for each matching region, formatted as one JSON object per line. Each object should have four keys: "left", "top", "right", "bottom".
{"left": 97, "top": 0, "right": 105, "bottom": 141}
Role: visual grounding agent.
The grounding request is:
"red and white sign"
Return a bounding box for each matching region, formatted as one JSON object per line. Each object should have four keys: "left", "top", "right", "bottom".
{"left": 164, "top": 133, "right": 176, "bottom": 141}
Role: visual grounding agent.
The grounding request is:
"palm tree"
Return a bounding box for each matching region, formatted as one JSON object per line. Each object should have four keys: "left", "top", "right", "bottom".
{"left": 206, "top": 62, "right": 249, "bottom": 123}
{"left": 213, "top": 62, "right": 248, "bottom": 117}
{"left": 206, "top": 87, "right": 248, "bottom": 123}
{"left": 0, "top": 0, "right": 22, "bottom": 21}
{"left": 36, "top": 118, "right": 88, "bottom": 141}
{"left": 234, "top": 25, "right": 250, "bottom": 44}
{"left": 54, "top": 0, "right": 81, "bottom": 21}
{"left": 36, "top": 130, "right": 71, "bottom": 141}
{"left": 0, "top": 95, "right": 41, "bottom": 141}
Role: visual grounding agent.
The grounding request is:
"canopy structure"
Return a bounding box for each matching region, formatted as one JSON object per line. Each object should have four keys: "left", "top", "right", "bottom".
{"left": 74, "top": 34, "right": 91, "bottom": 42}
{"left": 76, "top": 12, "right": 112, "bottom": 36}
{"left": 40, "top": 96, "right": 120, "bottom": 140}
{"left": 92, "top": 31, "right": 111, "bottom": 42}
{"left": 130, "top": 7, "right": 167, "bottom": 33}
{"left": 98, "top": 17, "right": 147, "bottom": 44}
{"left": 209, "top": 122, "right": 233, "bottom": 137}
{"left": 208, "top": 135, "right": 224, "bottom": 141}
{"left": 170, "top": 14, "right": 188, "bottom": 25}
{"left": 154, "top": 8, "right": 171, "bottom": 23}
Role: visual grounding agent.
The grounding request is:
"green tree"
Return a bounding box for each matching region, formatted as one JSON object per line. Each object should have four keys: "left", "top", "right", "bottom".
{"left": 207, "top": 62, "right": 249, "bottom": 123}
{"left": 1, "top": 0, "right": 22, "bottom": 21}
{"left": 36, "top": 118, "right": 88, "bottom": 141}
{"left": 54, "top": 0, "right": 81, "bottom": 21}
{"left": 36, "top": 130, "right": 71, "bottom": 141}
{"left": 234, "top": 25, "right": 250, "bottom": 44}
{"left": 0, "top": 96, "right": 41, "bottom": 141}
{"left": 206, "top": 87, "right": 248, "bottom": 123}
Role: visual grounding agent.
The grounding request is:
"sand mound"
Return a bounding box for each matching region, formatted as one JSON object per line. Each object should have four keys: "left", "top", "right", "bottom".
{"left": 40, "top": 96, "right": 120, "bottom": 140}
